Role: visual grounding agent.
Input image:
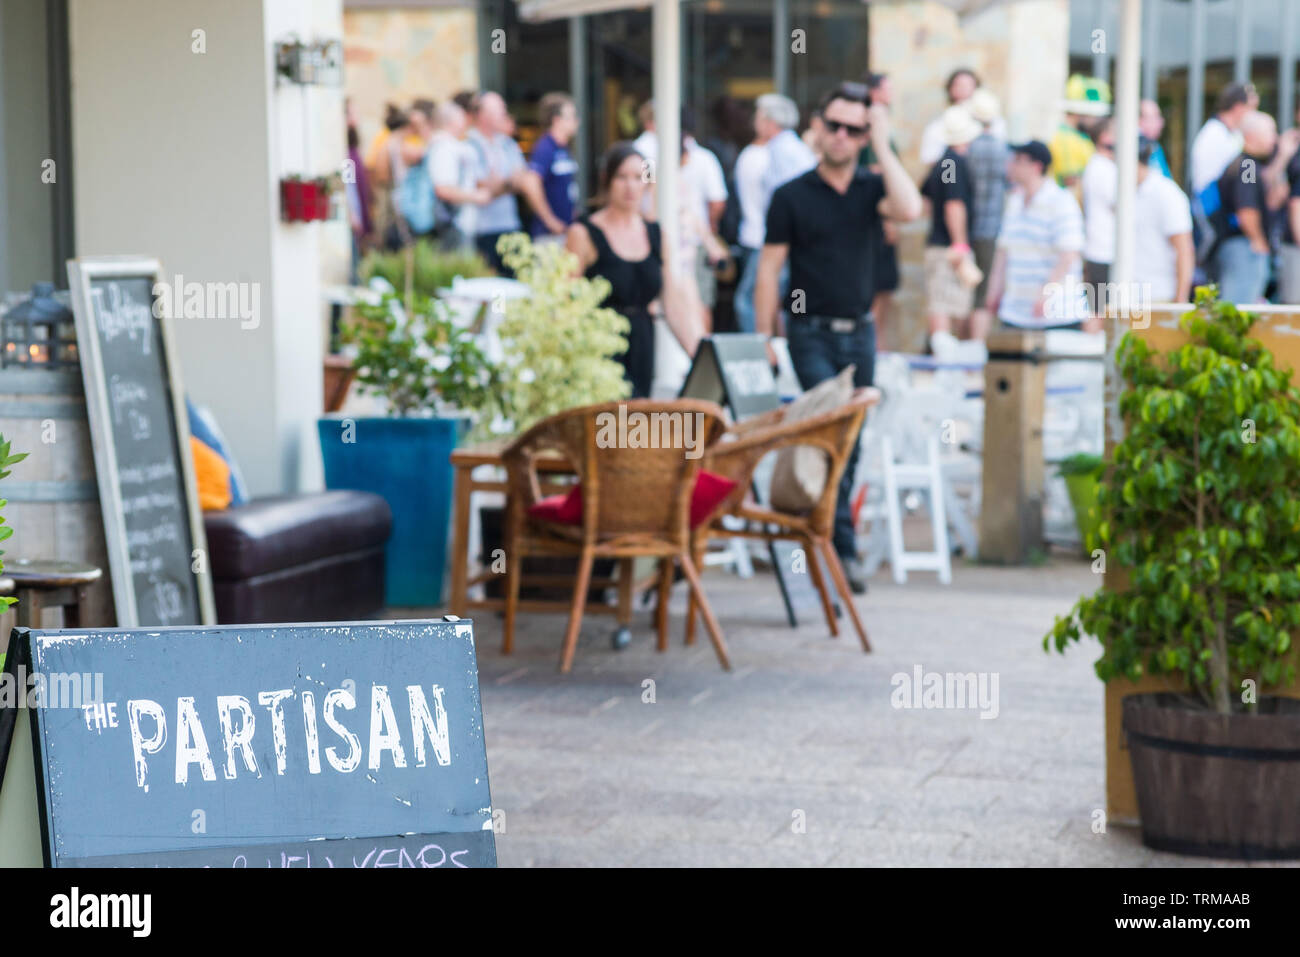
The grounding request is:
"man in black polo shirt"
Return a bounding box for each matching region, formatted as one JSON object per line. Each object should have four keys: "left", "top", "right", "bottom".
{"left": 755, "top": 82, "right": 923, "bottom": 592}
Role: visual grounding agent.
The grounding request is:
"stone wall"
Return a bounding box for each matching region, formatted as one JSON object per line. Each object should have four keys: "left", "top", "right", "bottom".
{"left": 869, "top": 0, "right": 1070, "bottom": 352}
{"left": 343, "top": 6, "right": 480, "bottom": 149}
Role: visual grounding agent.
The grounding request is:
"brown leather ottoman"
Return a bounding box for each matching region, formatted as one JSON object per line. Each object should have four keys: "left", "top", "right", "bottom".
{"left": 203, "top": 491, "right": 392, "bottom": 624}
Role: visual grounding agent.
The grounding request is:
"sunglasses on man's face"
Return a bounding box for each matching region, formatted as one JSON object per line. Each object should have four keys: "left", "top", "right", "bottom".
{"left": 825, "top": 119, "right": 868, "bottom": 137}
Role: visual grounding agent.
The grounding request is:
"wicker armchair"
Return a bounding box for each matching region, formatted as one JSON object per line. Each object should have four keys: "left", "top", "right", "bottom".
{"left": 501, "top": 399, "right": 732, "bottom": 673}
{"left": 691, "top": 387, "right": 881, "bottom": 651}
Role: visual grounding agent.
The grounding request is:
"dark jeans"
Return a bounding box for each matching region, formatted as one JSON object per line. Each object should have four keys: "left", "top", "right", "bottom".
{"left": 475, "top": 231, "right": 515, "bottom": 277}
{"left": 786, "top": 316, "right": 875, "bottom": 560}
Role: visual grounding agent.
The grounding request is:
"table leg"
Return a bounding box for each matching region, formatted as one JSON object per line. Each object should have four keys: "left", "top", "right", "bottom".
{"left": 449, "top": 465, "right": 472, "bottom": 617}
{"left": 65, "top": 588, "right": 86, "bottom": 629}
{"left": 14, "top": 588, "right": 41, "bottom": 630}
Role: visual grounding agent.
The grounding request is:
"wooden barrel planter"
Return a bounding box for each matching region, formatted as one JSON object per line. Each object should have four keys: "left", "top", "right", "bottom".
{"left": 0, "top": 368, "right": 115, "bottom": 628}
{"left": 1123, "top": 693, "right": 1300, "bottom": 860}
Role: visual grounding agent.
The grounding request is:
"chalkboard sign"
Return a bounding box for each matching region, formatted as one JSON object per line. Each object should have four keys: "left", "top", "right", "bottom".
{"left": 67, "top": 257, "right": 214, "bottom": 627}
{"left": 680, "top": 334, "right": 826, "bottom": 625}
{"left": 15, "top": 618, "right": 495, "bottom": 867}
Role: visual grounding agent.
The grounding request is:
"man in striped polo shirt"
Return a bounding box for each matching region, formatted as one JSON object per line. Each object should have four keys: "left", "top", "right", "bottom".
{"left": 984, "top": 140, "right": 1097, "bottom": 332}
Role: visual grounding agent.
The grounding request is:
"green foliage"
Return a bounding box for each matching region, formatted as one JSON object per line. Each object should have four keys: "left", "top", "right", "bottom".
{"left": 340, "top": 292, "right": 502, "bottom": 420}
{"left": 492, "top": 232, "right": 631, "bottom": 435}
{"left": 0, "top": 435, "right": 28, "bottom": 610}
{"left": 1045, "top": 288, "right": 1300, "bottom": 713}
{"left": 359, "top": 241, "right": 493, "bottom": 302}
{"left": 1057, "top": 452, "right": 1104, "bottom": 477}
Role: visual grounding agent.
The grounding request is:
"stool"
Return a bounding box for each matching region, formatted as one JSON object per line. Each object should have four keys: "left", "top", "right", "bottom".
{"left": 0, "top": 559, "right": 103, "bottom": 629}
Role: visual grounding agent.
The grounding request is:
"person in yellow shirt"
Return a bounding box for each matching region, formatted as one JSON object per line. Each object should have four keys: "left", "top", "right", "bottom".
{"left": 1050, "top": 74, "right": 1111, "bottom": 197}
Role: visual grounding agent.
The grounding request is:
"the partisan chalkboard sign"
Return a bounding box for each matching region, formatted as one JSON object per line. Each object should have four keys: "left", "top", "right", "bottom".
{"left": 67, "top": 257, "right": 214, "bottom": 627}
{"left": 16, "top": 618, "right": 495, "bottom": 867}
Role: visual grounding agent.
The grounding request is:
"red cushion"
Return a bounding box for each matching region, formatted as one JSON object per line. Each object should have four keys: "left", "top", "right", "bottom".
{"left": 689, "top": 470, "right": 738, "bottom": 527}
{"left": 527, "top": 484, "right": 584, "bottom": 524}
{"left": 526, "top": 471, "right": 737, "bottom": 529}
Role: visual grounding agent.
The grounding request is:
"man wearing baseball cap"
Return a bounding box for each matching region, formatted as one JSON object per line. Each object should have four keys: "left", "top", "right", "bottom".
{"left": 984, "top": 140, "right": 1094, "bottom": 332}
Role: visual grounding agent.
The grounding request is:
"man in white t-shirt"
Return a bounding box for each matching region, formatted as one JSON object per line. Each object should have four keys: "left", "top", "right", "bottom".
{"left": 732, "top": 109, "right": 774, "bottom": 333}
{"left": 1080, "top": 117, "right": 1116, "bottom": 295}
{"left": 427, "top": 102, "right": 490, "bottom": 250}
{"left": 984, "top": 140, "right": 1094, "bottom": 331}
{"left": 633, "top": 103, "right": 728, "bottom": 232}
{"left": 1133, "top": 136, "right": 1194, "bottom": 303}
{"left": 1190, "top": 83, "right": 1252, "bottom": 193}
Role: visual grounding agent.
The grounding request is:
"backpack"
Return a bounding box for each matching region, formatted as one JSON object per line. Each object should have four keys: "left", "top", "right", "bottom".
{"left": 396, "top": 152, "right": 436, "bottom": 235}
{"left": 1194, "top": 175, "right": 1239, "bottom": 268}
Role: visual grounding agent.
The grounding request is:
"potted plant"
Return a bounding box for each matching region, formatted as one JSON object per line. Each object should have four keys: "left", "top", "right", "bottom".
{"left": 280, "top": 173, "right": 339, "bottom": 222}
{"left": 1046, "top": 289, "right": 1300, "bottom": 859}
{"left": 1057, "top": 451, "right": 1103, "bottom": 555}
{"left": 478, "top": 232, "right": 631, "bottom": 600}
{"left": 319, "top": 291, "right": 502, "bottom": 607}
{"left": 359, "top": 240, "right": 493, "bottom": 299}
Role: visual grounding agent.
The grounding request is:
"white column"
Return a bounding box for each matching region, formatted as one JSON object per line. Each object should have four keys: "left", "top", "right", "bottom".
{"left": 68, "top": 0, "right": 341, "bottom": 495}
{"left": 653, "top": 0, "right": 679, "bottom": 261}
{"left": 1108, "top": 0, "right": 1142, "bottom": 446}
{"left": 1112, "top": 0, "right": 1141, "bottom": 289}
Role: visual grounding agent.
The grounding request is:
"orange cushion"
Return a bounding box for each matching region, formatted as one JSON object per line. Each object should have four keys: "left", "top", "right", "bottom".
{"left": 526, "top": 471, "right": 737, "bottom": 529}
{"left": 190, "top": 436, "right": 233, "bottom": 511}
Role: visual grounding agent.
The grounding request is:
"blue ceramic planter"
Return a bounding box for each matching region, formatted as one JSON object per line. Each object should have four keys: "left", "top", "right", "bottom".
{"left": 318, "top": 416, "right": 464, "bottom": 607}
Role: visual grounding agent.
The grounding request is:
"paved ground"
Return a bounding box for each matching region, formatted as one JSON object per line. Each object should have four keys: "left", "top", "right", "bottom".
{"left": 404, "top": 548, "right": 1262, "bottom": 867}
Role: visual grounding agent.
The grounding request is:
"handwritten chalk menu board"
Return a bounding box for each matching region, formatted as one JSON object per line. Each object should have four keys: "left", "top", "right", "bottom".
{"left": 67, "top": 258, "right": 214, "bottom": 627}
{"left": 17, "top": 619, "right": 496, "bottom": 867}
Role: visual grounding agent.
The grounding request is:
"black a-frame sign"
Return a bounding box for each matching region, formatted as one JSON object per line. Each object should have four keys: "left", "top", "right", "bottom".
{"left": 680, "top": 334, "right": 828, "bottom": 627}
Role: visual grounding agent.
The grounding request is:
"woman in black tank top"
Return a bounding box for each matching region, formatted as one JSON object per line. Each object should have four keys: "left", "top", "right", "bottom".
{"left": 567, "top": 143, "right": 693, "bottom": 397}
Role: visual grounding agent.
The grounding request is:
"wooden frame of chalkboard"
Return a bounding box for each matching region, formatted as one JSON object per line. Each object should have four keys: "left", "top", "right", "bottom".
{"left": 66, "top": 257, "right": 216, "bottom": 627}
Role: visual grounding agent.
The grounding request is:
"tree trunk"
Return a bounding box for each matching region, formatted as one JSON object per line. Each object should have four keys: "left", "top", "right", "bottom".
{"left": 1211, "top": 619, "right": 1231, "bottom": 715}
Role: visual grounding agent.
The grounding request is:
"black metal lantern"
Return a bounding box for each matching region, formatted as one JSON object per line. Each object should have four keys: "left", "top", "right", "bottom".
{"left": 2, "top": 282, "right": 78, "bottom": 369}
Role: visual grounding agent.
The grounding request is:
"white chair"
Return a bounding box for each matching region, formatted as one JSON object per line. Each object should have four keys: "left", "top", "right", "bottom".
{"left": 856, "top": 353, "right": 982, "bottom": 583}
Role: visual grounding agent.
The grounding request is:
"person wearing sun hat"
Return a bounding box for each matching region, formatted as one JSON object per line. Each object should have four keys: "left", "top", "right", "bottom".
{"left": 1049, "top": 74, "right": 1111, "bottom": 196}
{"left": 921, "top": 104, "right": 984, "bottom": 347}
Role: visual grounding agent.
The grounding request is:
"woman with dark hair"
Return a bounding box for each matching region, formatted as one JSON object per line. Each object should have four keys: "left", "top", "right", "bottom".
{"left": 566, "top": 142, "right": 701, "bottom": 397}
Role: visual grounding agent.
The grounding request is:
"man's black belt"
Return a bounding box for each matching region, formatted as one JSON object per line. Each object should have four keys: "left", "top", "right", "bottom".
{"left": 795, "top": 314, "right": 874, "bottom": 333}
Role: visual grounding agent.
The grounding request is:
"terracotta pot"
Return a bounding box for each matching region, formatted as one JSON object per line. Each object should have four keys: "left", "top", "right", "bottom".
{"left": 322, "top": 354, "right": 355, "bottom": 412}
{"left": 1124, "top": 692, "right": 1300, "bottom": 859}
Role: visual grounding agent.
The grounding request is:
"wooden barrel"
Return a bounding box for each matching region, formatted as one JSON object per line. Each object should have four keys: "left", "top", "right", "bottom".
{"left": 1124, "top": 693, "right": 1300, "bottom": 860}
{"left": 0, "top": 368, "right": 114, "bottom": 628}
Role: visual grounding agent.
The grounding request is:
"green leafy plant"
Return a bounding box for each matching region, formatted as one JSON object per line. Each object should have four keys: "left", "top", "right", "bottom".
{"left": 0, "top": 435, "right": 28, "bottom": 610}
{"left": 1057, "top": 452, "right": 1103, "bottom": 477}
{"left": 340, "top": 291, "right": 502, "bottom": 420}
{"left": 493, "top": 232, "right": 630, "bottom": 435}
{"left": 359, "top": 240, "right": 493, "bottom": 302}
{"left": 1046, "top": 289, "right": 1300, "bottom": 714}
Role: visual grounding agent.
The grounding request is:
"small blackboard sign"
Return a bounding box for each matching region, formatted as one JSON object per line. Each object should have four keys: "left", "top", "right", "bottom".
{"left": 15, "top": 618, "right": 495, "bottom": 867}
{"left": 680, "top": 334, "right": 826, "bottom": 625}
{"left": 67, "top": 257, "right": 214, "bottom": 627}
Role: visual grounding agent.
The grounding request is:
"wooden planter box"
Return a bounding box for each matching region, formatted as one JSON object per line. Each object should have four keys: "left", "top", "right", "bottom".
{"left": 1104, "top": 304, "right": 1300, "bottom": 825}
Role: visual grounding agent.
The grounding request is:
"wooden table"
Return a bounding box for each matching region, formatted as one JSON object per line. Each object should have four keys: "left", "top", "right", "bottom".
{"left": 448, "top": 443, "right": 653, "bottom": 636}
{"left": 0, "top": 559, "right": 102, "bottom": 629}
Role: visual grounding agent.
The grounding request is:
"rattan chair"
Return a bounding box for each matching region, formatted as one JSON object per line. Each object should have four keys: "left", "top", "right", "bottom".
{"left": 689, "top": 387, "right": 881, "bottom": 651}
{"left": 500, "top": 399, "right": 732, "bottom": 672}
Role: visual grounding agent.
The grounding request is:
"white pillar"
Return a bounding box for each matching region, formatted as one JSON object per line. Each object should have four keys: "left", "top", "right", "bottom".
{"left": 653, "top": 0, "right": 680, "bottom": 262}
{"left": 67, "top": 0, "right": 342, "bottom": 496}
{"left": 1112, "top": 0, "right": 1141, "bottom": 288}
{"left": 1108, "top": 0, "right": 1142, "bottom": 446}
